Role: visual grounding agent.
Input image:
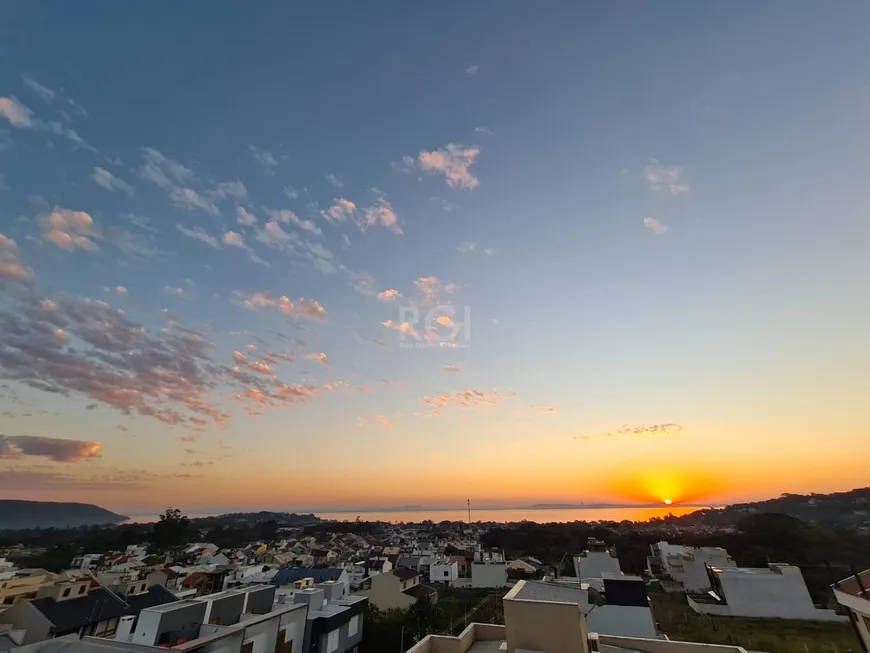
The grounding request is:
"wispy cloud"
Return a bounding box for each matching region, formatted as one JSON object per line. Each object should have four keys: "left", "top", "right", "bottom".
{"left": 140, "top": 148, "right": 243, "bottom": 215}
{"left": 419, "top": 389, "right": 506, "bottom": 416}
{"left": 0, "top": 233, "right": 35, "bottom": 286}
{"left": 474, "top": 126, "right": 494, "bottom": 135}
{"left": 443, "top": 364, "right": 461, "bottom": 373}
{"left": 377, "top": 289, "right": 400, "bottom": 302}
{"left": 232, "top": 290, "right": 328, "bottom": 320}
{"left": 414, "top": 144, "right": 481, "bottom": 189}
{"left": 236, "top": 207, "right": 257, "bottom": 227}
{"left": 0, "top": 96, "right": 93, "bottom": 150}
{"left": 162, "top": 285, "right": 188, "bottom": 300}
{"left": 643, "top": 217, "right": 668, "bottom": 235}
{"left": 326, "top": 173, "right": 344, "bottom": 188}
{"left": 249, "top": 145, "right": 278, "bottom": 172}
{"left": 22, "top": 76, "right": 55, "bottom": 102}
{"left": 457, "top": 241, "right": 476, "bottom": 253}
{"left": 466, "top": 65, "right": 479, "bottom": 74}
{"left": 284, "top": 186, "right": 300, "bottom": 200}
{"left": 381, "top": 320, "right": 418, "bottom": 337}
{"left": 305, "top": 352, "right": 328, "bottom": 364}
{"left": 92, "top": 167, "right": 133, "bottom": 195}
{"left": 222, "top": 230, "right": 265, "bottom": 265}
{"left": 359, "top": 198, "right": 402, "bottom": 234}
{"left": 323, "top": 198, "right": 356, "bottom": 224}
{"left": 176, "top": 224, "right": 219, "bottom": 248}
{"left": 578, "top": 423, "right": 683, "bottom": 441}
{"left": 643, "top": 163, "right": 689, "bottom": 196}
{"left": 267, "top": 209, "right": 322, "bottom": 236}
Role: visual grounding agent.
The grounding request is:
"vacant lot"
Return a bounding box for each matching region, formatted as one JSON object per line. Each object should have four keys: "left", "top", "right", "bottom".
{"left": 647, "top": 586, "right": 861, "bottom": 653}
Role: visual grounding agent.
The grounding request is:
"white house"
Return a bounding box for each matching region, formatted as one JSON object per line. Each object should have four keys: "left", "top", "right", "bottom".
{"left": 688, "top": 563, "right": 846, "bottom": 621}
{"left": 471, "top": 561, "right": 508, "bottom": 588}
{"left": 648, "top": 542, "right": 736, "bottom": 592}
{"left": 574, "top": 540, "right": 622, "bottom": 579}
{"left": 428, "top": 560, "right": 458, "bottom": 585}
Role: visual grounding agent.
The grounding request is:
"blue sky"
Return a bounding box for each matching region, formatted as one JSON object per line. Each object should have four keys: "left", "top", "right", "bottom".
{"left": 1, "top": 2, "right": 869, "bottom": 512}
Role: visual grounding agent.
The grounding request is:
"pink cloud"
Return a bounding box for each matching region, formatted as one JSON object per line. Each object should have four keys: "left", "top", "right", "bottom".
{"left": 0, "top": 234, "right": 34, "bottom": 285}
{"left": 416, "top": 144, "right": 481, "bottom": 189}
{"left": 443, "top": 364, "right": 461, "bottom": 373}
{"left": 233, "top": 291, "right": 328, "bottom": 320}
{"left": 377, "top": 289, "right": 400, "bottom": 302}
{"left": 40, "top": 207, "right": 99, "bottom": 251}
{"left": 381, "top": 320, "right": 418, "bottom": 337}
{"left": 305, "top": 352, "right": 328, "bottom": 364}
{"left": 323, "top": 198, "right": 356, "bottom": 223}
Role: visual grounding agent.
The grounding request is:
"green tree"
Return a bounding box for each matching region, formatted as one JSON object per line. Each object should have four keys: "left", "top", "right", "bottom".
{"left": 152, "top": 508, "right": 191, "bottom": 549}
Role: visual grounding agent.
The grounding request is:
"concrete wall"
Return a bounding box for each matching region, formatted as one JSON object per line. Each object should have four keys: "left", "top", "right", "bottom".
{"left": 599, "top": 634, "right": 748, "bottom": 653}
{"left": 277, "top": 606, "right": 307, "bottom": 653}
{"left": 240, "top": 614, "right": 278, "bottom": 653}
{"left": 503, "top": 598, "right": 587, "bottom": 653}
{"left": 0, "top": 601, "right": 52, "bottom": 645}
{"left": 354, "top": 573, "right": 415, "bottom": 610}
{"left": 243, "top": 586, "right": 277, "bottom": 615}
{"left": 202, "top": 591, "right": 246, "bottom": 625}
{"left": 133, "top": 601, "right": 208, "bottom": 646}
{"left": 430, "top": 562, "right": 458, "bottom": 584}
{"left": 471, "top": 563, "right": 508, "bottom": 589}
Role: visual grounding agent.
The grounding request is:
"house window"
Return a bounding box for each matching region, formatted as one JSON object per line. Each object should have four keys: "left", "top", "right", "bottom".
{"left": 348, "top": 615, "right": 359, "bottom": 637}
{"left": 62, "top": 588, "right": 71, "bottom": 597}
{"left": 326, "top": 628, "right": 339, "bottom": 653}
{"left": 3, "top": 596, "right": 14, "bottom": 605}
{"left": 78, "top": 585, "right": 86, "bottom": 594}
{"left": 444, "top": 571, "right": 449, "bottom": 577}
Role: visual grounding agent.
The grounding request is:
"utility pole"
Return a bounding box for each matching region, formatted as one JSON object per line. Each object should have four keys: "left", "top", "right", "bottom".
{"left": 467, "top": 499, "right": 471, "bottom": 523}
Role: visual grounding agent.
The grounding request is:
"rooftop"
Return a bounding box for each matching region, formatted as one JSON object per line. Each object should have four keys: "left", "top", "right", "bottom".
{"left": 832, "top": 569, "right": 870, "bottom": 599}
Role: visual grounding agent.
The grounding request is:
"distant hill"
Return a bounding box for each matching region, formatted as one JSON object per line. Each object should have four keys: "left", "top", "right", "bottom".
{"left": 0, "top": 500, "right": 128, "bottom": 529}
{"left": 679, "top": 487, "right": 870, "bottom": 528}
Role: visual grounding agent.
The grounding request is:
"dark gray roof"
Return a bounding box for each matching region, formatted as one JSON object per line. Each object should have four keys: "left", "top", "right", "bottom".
{"left": 392, "top": 567, "right": 419, "bottom": 581}
{"left": 272, "top": 566, "right": 343, "bottom": 585}
{"left": 30, "top": 586, "right": 177, "bottom": 635}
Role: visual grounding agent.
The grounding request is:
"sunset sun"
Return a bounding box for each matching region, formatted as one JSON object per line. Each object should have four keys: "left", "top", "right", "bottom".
{"left": 664, "top": 498, "right": 673, "bottom": 505}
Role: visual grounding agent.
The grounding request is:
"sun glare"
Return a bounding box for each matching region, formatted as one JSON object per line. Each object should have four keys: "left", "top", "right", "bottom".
{"left": 664, "top": 498, "right": 673, "bottom": 505}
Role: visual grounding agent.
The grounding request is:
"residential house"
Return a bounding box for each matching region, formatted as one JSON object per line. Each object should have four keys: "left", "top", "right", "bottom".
{"left": 573, "top": 540, "right": 622, "bottom": 579}
{"left": 688, "top": 564, "right": 846, "bottom": 621}
{"left": 832, "top": 569, "right": 870, "bottom": 650}
{"left": 647, "top": 542, "right": 736, "bottom": 592}
{"left": 362, "top": 558, "right": 392, "bottom": 577}
{"left": 291, "top": 582, "right": 367, "bottom": 653}
{"left": 506, "top": 557, "right": 546, "bottom": 578}
{"left": 428, "top": 560, "right": 458, "bottom": 585}
{"left": 271, "top": 568, "right": 350, "bottom": 597}
{"left": 405, "top": 577, "right": 752, "bottom": 653}
{"left": 354, "top": 569, "right": 436, "bottom": 611}
{"left": 0, "top": 572, "right": 57, "bottom": 607}
{"left": 0, "top": 577, "right": 177, "bottom": 645}
{"left": 507, "top": 578, "right": 658, "bottom": 639}
{"left": 470, "top": 559, "right": 507, "bottom": 589}
{"left": 449, "top": 556, "right": 469, "bottom": 578}
{"left": 69, "top": 555, "right": 102, "bottom": 571}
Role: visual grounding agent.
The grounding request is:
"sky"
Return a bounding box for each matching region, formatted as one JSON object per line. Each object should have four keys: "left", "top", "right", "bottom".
{"left": 1, "top": 2, "right": 869, "bottom": 515}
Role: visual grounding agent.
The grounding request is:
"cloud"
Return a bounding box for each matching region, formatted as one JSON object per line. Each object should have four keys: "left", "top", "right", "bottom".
{"left": 0, "top": 435, "right": 101, "bottom": 462}
{"left": 359, "top": 198, "right": 401, "bottom": 234}
{"left": 414, "top": 276, "right": 456, "bottom": 307}
{"left": 176, "top": 224, "right": 219, "bottom": 248}
{"left": 249, "top": 145, "right": 278, "bottom": 172}
{"left": 255, "top": 220, "right": 299, "bottom": 249}
{"left": 643, "top": 217, "right": 668, "bottom": 235}
{"left": 643, "top": 164, "right": 689, "bottom": 196}
{"left": 22, "top": 77, "right": 55, "bottom": 102}
{"left": 458, "top": 241, "right": 476, "bottom": 253}
{"left": 305, "top": 352, "right": 328, "bottom": 364}
{"left": 267, "top": 209, "right": 322, "bottom": 236}
{"left": 323, "top": 198, "right": 356, "bottom": 224}
{"left": 40, "top": 207, "right": 99, "bottom": 251}
{"left": 92, "top": 167, "right": 133, "bottom": 195}
{"left": 579, "top": 423, "right": 684, "bottom": 441}
{"left": 415, "top": 144, "right": 481, "bottom": 189}
{"left": 443, "top": 364, "right": 461, "bottom": 373}
{"left": 529, "top": 405, "right": 555, "bottom": 413}
{"left": 326, "top": 173, "right": 344, "bottom": 188}
{"left": 474, "top": 126, "right": 494, "bottom": 135}
{"left": 377, "top": 289, "right": 400, "bottom": 302}
{"left": 0, "top": 294, "right": 237, "bottom": 426}
{"left": 114, "top": 286, "right": 127, "bottom": 295}
{"left": 349, "top": 272, "right": 376, "bottom": 296}
{"left": 0, "top": 96, "right": 34, "bottom": 127}
{"left": 284, "top": 186, "right": 299, "bottom": 200}
{"left": 466, "top": 65, "right": 479, "bottom": 74}
{"left": 419, "top": 389, "right": 505, "bottom": 416}
{"left": 0, "top": 96, "right": 93, "bottom": 150}
{"left": 162, "top": 286, "right": 188, "bottom": 299}
{"left": 233, "top": 290, "right": 328, "bottom": 320}
{"left": 222, "top": 231, "right": 244, "bottom": 247}
{"left": 140, "top": 148, "right": 242, "bottom": 215}
{"left": 237, "top": 206, "right": 257, "bottom": 226}
{"left": 171, "top": 188, "right": 220, "bottom": 215}
{"left": 381, "top": 320, "right": 418, "bottom": 337}
{"left": 0, "top": 234, "right": 35, "bottom": 286}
